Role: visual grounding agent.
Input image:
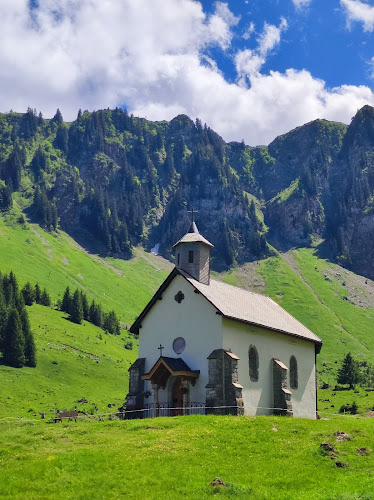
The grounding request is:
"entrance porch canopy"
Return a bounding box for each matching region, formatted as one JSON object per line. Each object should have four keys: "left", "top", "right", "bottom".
{"left": 142, "top": 356, "right": 200, "bottom": 389}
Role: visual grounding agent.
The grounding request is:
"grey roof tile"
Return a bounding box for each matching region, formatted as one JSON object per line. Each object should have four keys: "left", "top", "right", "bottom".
{"left": 180, "top": 270, "right": 322, "bottom": 345}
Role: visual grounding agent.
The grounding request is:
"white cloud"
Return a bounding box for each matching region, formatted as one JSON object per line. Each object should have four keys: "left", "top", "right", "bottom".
{"left": 370, "top": 56, "right": 374, "bottom": 79}
{"left": 341, "top": 0, "right": 374, "bottom": 31}
{"left": 243, "top": 22, "right": 255, "bottom": 40}
{"left": 0, "top": 0, "right": 373, "bottom": 146}
{"left": 291, "top": 0, "right": 312, "bottom": 8}
{"left": 236, "top": 19, "right": 288, "bottom": 83}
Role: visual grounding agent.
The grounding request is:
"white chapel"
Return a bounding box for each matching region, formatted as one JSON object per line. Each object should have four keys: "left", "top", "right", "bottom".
{"left": 125, "top": 220, "right": 322, "bottom": 419}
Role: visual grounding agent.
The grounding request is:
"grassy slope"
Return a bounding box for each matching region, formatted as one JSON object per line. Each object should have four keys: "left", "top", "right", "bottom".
{"left": 1, "top": 415, "right": 374, "bottom": 499}
{"left": 0, "top": 207, "right": 171, "bottom": 324}
{"left": 220, "top": 248, "right": 374, "bottom": 415}
{"left": 0, "top": 305, "right": 138, "bottom": 419}
{"left": 0, "top": 208, "right": 171, "bottom": 419}
{"left": 2, "top": 205, "right": 374, "bottom": 418}
{"left": 220, "top": 248, "right": 374, "bottom": 368}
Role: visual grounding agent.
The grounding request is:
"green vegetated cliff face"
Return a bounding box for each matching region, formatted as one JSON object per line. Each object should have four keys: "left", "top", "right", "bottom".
{"left": 1, "top": 105, "right": 374, "bottom": 277}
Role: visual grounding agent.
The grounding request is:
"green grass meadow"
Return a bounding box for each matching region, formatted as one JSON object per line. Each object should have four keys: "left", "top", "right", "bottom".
{"left": 0, "top": 207, "right": 171, "bottom": 324}
{"left": 0, "top": 304, "right": 138, "bottom": 420}
{"left": 1, "top": 415, "right": 374, "bottom": 499}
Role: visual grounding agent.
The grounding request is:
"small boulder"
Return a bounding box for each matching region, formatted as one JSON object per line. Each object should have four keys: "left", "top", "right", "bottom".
{"left": 210, "top": 477, "right": 226, "bottom": 488}
{"left": 357, "top": 448, "right": 370, "bottom": 456}
{"left": 335, "top": 431, "right": 352, "bottom": 442}
{"left": 321, "top": 442, "right": 336, "bottom": 453}
{"left": 335, "top": 461, "right": 349, "bottom": 468}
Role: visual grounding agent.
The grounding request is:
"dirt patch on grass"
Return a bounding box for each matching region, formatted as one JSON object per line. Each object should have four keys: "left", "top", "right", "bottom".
{"left": 322, "top": 265, "right": 374, "bottom": 309}
{"left": 30, "top": 225, "right": 50, "bottom": 246}
{"left": 219, "top": 261, "right": 266, "bottom": 294}
{"left": 67, "top": 238, "right": 127, "bottom": 277}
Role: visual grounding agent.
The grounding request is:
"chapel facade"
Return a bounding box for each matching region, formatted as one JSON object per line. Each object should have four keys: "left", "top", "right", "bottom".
{"left": 125, "top": 221, "right": 322, "bottom": 419}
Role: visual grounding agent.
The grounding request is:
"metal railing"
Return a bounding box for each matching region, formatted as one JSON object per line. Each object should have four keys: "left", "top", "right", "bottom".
{"left": 144, "top": 402, "right": 206, "bottom": 418}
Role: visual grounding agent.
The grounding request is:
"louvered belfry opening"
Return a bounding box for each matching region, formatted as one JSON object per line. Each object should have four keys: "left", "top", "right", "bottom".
{"left": 173, "top": 221, "right": 214, "bottom": 285}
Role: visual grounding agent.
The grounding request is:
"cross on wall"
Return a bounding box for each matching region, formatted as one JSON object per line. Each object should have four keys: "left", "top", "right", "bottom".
{"left": 158, "top": 344, "right": 164, "bottom": 357}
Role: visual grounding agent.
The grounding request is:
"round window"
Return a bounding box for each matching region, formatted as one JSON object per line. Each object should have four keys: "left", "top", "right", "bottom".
{"left": 173, "top": 337, "right": 186, "bottom": 355}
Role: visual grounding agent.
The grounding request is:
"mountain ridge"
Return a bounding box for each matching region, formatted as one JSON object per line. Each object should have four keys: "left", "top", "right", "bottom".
{"left": 0, "top": 105, "right": 373, "bottom": 277}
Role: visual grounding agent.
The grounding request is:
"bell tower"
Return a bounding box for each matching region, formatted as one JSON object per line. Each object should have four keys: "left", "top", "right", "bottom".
{"left": 173, "top": 215, "right": 213, "bottom": 285}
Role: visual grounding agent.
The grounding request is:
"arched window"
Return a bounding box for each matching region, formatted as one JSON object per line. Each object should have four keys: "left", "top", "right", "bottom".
{"left": 188, "top": 250, "right": 194, "bottom": 263}
{"left": 290, "top": 356, "right": 298, "bottom": 389}
{"left": 248, "top": 345, "right": 259, "bottom": 382}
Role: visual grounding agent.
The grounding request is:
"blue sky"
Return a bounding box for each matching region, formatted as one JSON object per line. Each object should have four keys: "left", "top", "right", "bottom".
{"left": 201, "top": 0, "right": 374, "bottom": 89}
{"left": 0, "top": 0, "right": 374, "bottom": 145}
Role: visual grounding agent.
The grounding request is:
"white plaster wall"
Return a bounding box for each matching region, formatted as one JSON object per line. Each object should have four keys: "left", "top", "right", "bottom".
{"left": 138, "top": 275, "right": 223, "bottom": 405}
{"left": 222, "top": 319, "right": 317, "bottom": 419}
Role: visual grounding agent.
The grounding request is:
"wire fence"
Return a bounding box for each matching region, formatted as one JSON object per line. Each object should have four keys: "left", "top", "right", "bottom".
{"left": 0, "top": 404, "right": 371, "bottom": 425}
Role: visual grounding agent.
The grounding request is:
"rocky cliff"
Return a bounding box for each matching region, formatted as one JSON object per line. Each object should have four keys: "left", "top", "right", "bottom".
{"left": 0, "top": 105, "right": 373, "bottom": 277}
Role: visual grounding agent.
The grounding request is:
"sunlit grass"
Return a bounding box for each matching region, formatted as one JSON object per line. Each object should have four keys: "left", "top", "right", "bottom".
{"left": 0, "top": 415, "right": 373, "bottom": 499}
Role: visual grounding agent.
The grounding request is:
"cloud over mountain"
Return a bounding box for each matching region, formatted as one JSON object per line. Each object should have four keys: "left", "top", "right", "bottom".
{"left": 0, "top": 0, "right": 373, "bottom": 145}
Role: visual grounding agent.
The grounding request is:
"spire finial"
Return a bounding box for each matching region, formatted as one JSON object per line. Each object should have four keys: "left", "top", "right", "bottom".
{"left": 187, "top": 208, "right": 199, "bottom": 234}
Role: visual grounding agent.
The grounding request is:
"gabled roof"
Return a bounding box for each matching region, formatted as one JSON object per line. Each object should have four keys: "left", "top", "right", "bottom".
{"left": 141, "top": 356, "right": 200, "bottom": 388}
{"left": 130, "top": 268, "right": 322, "bottom": 350}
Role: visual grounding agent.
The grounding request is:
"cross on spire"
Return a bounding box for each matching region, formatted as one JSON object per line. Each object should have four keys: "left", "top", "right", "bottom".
{"left": 187, "top": 208, "right": 198, "bottom": 223}
{"left": 158, "top": 344, "right": 164, "bottom": 357}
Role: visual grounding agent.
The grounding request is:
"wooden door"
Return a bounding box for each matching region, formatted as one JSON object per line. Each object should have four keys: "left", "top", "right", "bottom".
{"left": 172, "top": 377, "right": 183, "bottom": 416}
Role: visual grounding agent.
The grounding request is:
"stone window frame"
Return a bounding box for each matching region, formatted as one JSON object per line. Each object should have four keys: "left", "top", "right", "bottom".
{"left": 188, "top": 250, "right": 194, "bottom": 263}
{"left": 289, "top": 355, "right": 298, "bottom": 389}
{"left": 248, "top": 345, "right": 259, "bottom": 382}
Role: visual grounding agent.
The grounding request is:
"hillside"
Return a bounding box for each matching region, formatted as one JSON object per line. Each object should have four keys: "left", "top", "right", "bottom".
{"left": 220, "top": 249, "right": 374, "bottom": 369}
{"left": 0, "top": 207, "right": 172, "bottom": 419}
{"left": 1, "top": 205, "right": 374, "bottom": 419}
{"left": 1, "top": 304, "right": 138, "bottom": 419}
{"left": 1, "top": 415, "right": 374, "bottom": 499}
{"left": 0, "top": 206, "right": 172, "bottom": 324}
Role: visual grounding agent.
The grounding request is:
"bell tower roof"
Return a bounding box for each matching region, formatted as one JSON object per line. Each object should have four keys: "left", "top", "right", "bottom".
{"left": 172, "top": 223, "right": 213, "bottom": 248}
{"left": 173, "top": 216, "right": 213, "bottom": 285}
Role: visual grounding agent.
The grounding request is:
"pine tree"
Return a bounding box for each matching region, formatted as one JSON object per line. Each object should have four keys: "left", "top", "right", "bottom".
{"left": 103, "top": 310, "right": 120, "bottom": 335}
{"left": 55, "top": 124, "right": 69, "bottom": 154}
{"left": 3, "top": 309, "right": 25, "bottom": 368}
{"left": 61, "top": 286, "right": 71, "bottom": 314}
{"left": 34, "top": 283, "right": 41, "bottom": 304}
{"left": 53, "top": 108, "right": 63, "bottom": 123}
{"left": 21, "top": 282, "right": 35, "bottom": 306}
{"left": 89, "top": 300, "right": 103, "bottom": 327}
{"left": 70, "top": 289, "right": 83, "bottom": 324}
{"left": 0, "top": 181, "right": 12, "bottom": 211}
{"left": 0, "top": 285, "right": 6, "bottom": 351}
{"left": 20, "top": 309, "right": 36, "bottom": 367}
{"left": 337, "top": 353, "right": 360, "bottom": 389}
{"left": 40, "top": 289, "right": 51, "bottom": 307}
{"left": 80, "top": 292, "right": 89, "bottom": 321}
